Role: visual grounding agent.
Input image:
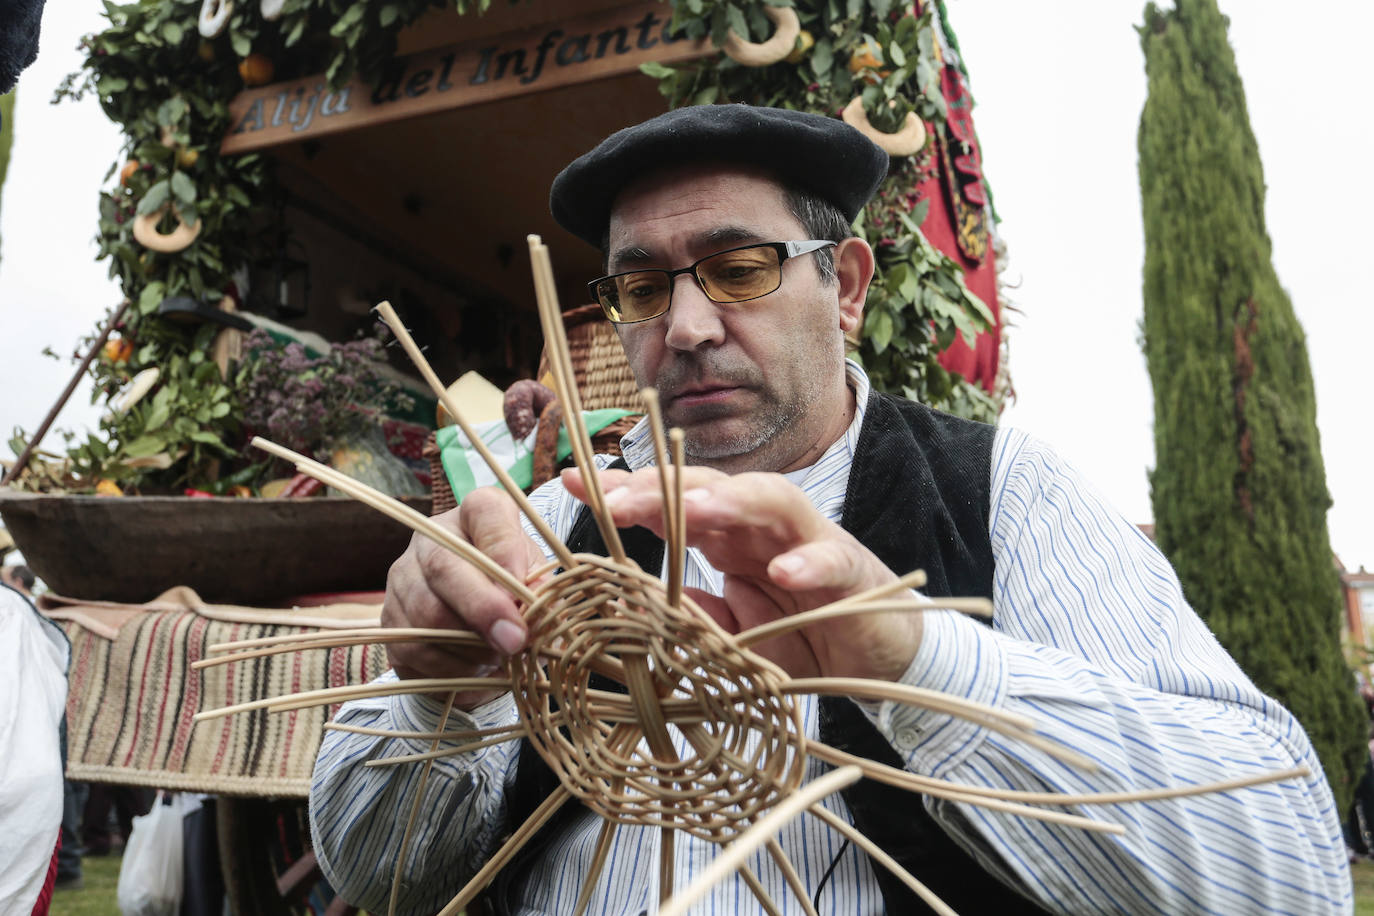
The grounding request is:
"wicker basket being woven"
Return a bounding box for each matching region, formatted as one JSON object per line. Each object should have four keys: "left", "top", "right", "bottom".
{"left": 428, "top": 304, "right": 640, "bottom": 515}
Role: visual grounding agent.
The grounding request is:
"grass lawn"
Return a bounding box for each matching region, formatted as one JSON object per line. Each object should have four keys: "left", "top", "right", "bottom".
{"left": 1357, "top": 859, "right": 1374, "bottom": 916}
{"left": 44, "top": 855, "right": 1374, "bottom": 914}
{"left": 49, "top": 852, "right": 119, "bottom": 916}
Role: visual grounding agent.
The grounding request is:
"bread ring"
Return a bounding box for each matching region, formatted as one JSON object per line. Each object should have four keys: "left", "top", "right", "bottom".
{"left": 260, "top": 0, "right": 285, "bottom": 20}
{"left": 841, "top": 96, "right": 927, "bottom": 157}
{"left": 723, "top": 5, "right": 800, "bottom": 67}
{"left": 199, "top": 0, "right": 232, "bottom": 38}
{"left": 133, "top": 203, "right": 202, "bottom": 254}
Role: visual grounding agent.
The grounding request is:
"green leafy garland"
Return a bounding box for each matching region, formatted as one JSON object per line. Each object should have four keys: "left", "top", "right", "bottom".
{"left": 39, "top": 0, "right": 998, "bottom": 493}
{"left": 647, "top": 0, "right": 998, "bottom": 414}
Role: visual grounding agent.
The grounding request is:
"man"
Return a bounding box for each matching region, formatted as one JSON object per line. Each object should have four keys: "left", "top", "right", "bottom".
{"left": 311, "top": 106, "right": 1348, "bottom": 914}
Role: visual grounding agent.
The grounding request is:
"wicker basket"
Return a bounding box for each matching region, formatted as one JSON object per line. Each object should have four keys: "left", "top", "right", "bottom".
{"left": 539, "top": 304, "right": 639, "bottom": 412}
{"left": 428, "top": 304, "right": 640, "bottom": 515}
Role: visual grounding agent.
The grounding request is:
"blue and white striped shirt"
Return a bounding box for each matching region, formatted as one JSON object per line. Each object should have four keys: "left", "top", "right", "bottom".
{"left": 310, "top": 360, "right": 1349, "bottom": 915}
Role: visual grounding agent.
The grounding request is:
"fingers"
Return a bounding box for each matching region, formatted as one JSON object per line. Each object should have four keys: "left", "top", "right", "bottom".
{"left": 562, "top": 466, "right": 819, "bottom": 546}
{"left": 381, "top": 492, "right": 540, "bottom": 687}
{"left": 767, "top": 538, "right": 878, "bottom": 593}
{"left": 562, "top": 465, "right": 917, "bottom": 681}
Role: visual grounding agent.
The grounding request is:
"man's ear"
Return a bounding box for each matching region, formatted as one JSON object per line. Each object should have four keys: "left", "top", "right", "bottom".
{"left": 834, "top": 236, "right": 875, "bottom": 335}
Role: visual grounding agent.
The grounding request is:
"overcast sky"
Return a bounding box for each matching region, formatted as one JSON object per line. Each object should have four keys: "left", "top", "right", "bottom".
{"left": 1, "top": 1, "right": 1370, "bottom": 572}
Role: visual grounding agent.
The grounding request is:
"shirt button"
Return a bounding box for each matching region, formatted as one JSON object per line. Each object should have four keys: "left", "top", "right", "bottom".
{"left": 895, "top": 726, "right": 921, "bottom": 747}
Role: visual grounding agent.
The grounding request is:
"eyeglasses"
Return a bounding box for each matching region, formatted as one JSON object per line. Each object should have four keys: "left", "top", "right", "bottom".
{"left": 588, "top": 240, "right": 838, "bottom": 324}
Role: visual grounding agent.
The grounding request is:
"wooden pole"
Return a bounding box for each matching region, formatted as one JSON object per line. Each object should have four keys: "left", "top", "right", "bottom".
{"left": 2, "top": 299, "right": 132, "bottom": 488}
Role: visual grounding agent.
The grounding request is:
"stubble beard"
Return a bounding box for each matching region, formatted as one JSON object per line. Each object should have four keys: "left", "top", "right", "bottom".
{"left": 658, "top": 350, "right": 827, "bottom": 470}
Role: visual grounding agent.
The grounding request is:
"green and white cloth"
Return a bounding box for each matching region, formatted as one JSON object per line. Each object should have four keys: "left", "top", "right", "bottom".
{"left": 435, "top": 409, "right": 634, "bottom": 503}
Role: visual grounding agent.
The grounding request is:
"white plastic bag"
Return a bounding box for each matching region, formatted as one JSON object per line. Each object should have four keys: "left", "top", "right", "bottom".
{"left": 116, "top": 791, "right": 189, "bottom": 916}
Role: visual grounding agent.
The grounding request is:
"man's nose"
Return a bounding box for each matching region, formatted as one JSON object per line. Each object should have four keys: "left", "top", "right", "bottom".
{"left": 662, "top": 272, "right": 726, "bottom": 351}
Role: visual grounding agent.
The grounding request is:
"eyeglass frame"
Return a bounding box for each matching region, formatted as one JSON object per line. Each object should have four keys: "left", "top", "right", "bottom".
{"left": 587, "top": 239, "right": 839, "bottom": 325}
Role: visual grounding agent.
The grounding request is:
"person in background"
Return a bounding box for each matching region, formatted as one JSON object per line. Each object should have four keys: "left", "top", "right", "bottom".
{"left": 1, "top": 568, "right": 69, "bottom": 913}
{"left": 1, "top": 563, "right": 36, "bottom": 594}
{"left": 0, "top": 562, "right": 86, "bottom": 891}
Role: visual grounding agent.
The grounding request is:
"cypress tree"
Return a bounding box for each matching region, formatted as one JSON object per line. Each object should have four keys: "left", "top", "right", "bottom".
{"left": 0, "top": 91, "right": 14, "bottom": 262}
{"left": 1138, "top": 0, "right": 1366, "bottom": 811}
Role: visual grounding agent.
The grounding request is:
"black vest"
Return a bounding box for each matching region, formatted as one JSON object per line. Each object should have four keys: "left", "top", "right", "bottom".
{"left": 490, "top": 392, "right": 1044, "bottom": 914}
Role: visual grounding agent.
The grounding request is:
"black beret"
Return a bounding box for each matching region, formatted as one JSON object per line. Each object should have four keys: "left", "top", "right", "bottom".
{"left": 550, "top": 104, "right": 889, "bottom": 249}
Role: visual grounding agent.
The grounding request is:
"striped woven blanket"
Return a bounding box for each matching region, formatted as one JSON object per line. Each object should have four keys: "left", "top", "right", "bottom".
{"left": 55, "top": 591, "right": 388, "bottom": 798}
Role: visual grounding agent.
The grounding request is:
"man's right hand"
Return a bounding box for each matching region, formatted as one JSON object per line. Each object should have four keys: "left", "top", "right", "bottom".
{"left": 381, "top": 487, "right": 543, "bottom": 709}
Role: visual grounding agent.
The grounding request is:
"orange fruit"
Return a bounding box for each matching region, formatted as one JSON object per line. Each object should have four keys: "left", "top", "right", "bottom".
{"left": 177, "top": 148, "right": 199, "bottom": 168}
{"left": 95, "top": 478, "right": 123, "bottom": 496}
{"left": 103, "top": 338, "right": 134, "bottom": 364}
{"left": 120, "top": 161, "right": 139, "bottom": 186}
{"left": 786, "top": 30, "right": 815, "bottom": 64}
{"left": 238, "top": 53, "right": 275, "bottom": 87}
{"left": 848, "top": 40, "right": 888, "bottom": 82}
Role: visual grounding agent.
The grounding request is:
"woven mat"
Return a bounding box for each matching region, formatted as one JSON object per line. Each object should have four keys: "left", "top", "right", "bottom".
{"left": 54, "top": 591, "right": 388, "bottom": 798}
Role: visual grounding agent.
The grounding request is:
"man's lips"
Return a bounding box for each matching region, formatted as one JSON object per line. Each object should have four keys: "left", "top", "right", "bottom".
{"left": 665, "top": 384, "right": 741, "bottom": 409}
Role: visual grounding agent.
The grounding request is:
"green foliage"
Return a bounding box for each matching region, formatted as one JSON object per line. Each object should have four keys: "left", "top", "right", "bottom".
{"left": 1138, "top": 0, "right": 1365, "bottom": 811}
{"left": 48, "top": 0, "right": 471, "bottom": 490}
{"left": 647, "top": 0, "right": 998, "bottom": 419}
{"left": 42, "top": 0, "right": 1000, "bottom": 493}
{"left": 62, "top": 317, "right": 241, "bottom": 489}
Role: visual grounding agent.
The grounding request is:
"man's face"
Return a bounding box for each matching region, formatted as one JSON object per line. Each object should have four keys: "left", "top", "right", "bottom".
{"left": 606, "top": 164, "right": 860, "bottom": 474}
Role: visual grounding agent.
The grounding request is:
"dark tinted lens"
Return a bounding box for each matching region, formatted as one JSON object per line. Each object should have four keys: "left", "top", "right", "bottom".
{"left": 698, "top": 246, "right": 782, "bottom": 302}
{"left": 597, "top": 270, "right": 672, "bottom": 322}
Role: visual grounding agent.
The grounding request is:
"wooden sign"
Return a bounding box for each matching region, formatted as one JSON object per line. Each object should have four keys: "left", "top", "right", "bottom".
{"left": 221, "top": 3, "right": 711, "bottom": 154}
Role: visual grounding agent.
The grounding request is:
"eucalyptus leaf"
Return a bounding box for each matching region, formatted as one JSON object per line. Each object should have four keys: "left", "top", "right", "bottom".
{"left": 725, "top": 5, "right": 749, "bottom": 40}
{"left": 898, "top": 267, "right": 920, "bottom": 303}
{"left": 137, "top": 282, "right": 166, "bottom": 316}
{"left": 144, "top": 397, "right": 171, "bottom": 432}
{"left": 229, "top": 31, "right": 250, "bottom": 58}
{"left": 225, "top": 185, "right": 252, "bottom": 207}
{"left": 917, "top": 23, "right": 936, "bottom": 61}
{"left": 692, "top": 85, "right": 719, "bottom": 106}
{"left": 933, "top": 271, "right": 961, "bottom": 299}
{"left": 161, "top": 21, "right": 184, "bottom": 45}
{"left": 910, "top": 198, "right": 930, "bottom": 227}
{"left": 867, "top": 308, "right": 893, "bottom": 354}
{"left": 331, "top": 4, "right": 366, "bottom": 37}
{"left": 639, "top": 61, "right": 676, "bottom": 79}
{"left": 810, "top": 38, "right": 833, "bottom": 83}
{"left": 170, "top": 171, "right": 197, "bottom": 207}
{"left": 123, "top": 434, "right": 167, "bottom": 458}
{"left": 962, "top": 289, "right": 996, "bottom": 326}
{"left": 895, "top": 14, "right": 917, "bottom": 44}
{"left": 285, "top": 17, "right": 307, "bottom": 48}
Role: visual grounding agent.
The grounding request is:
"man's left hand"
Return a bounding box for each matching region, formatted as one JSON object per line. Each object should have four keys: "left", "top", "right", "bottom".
{"left": 561, "top": 466, "right": 922, "bottom": 682}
